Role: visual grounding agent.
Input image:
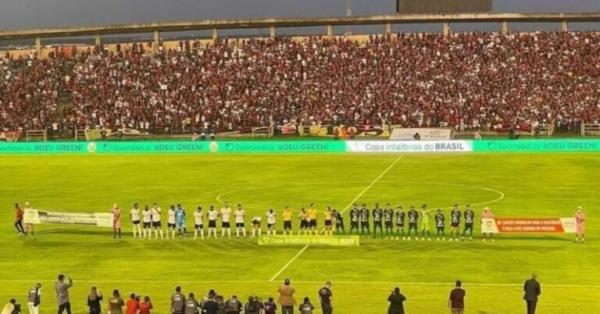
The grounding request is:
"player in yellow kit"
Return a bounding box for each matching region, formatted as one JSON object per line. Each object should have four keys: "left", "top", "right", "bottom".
{"left": 282, "top": 206, "right": 293, "bottom": 235}
{"left": 307, "top": 203, "right": 318, "bottom": 235}
{"left": 323, "top": 207, "right": 334, "bottom": 236}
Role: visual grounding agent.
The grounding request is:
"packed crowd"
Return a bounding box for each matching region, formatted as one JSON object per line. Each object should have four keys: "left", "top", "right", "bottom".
{"left": 1, "top": 32, "right": 599, "bottom": 134}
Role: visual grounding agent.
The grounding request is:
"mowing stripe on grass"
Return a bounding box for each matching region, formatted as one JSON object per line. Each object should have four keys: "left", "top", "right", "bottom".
{"left": 269, "top": 156, "right": 403, "bottom": 282}
{"left": 1, "top": 279, "right": 599, "bottom": 289}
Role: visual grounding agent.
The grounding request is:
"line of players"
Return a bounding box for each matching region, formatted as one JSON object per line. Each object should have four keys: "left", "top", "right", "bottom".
{"left": 126, "top": 202, "right": 481, "bottom": 241}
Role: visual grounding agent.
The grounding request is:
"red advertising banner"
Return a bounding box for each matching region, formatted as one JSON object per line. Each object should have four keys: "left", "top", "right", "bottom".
{"left": 495, "top": 218, "right": 565, "bottom": 233}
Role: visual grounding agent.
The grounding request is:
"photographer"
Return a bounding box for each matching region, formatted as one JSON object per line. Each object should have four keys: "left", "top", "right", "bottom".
{"left": 1, "top": 299, "right": 20, "bottom": 314}
{"left": 387, "top": 287, "right": 406, "bottom": 314}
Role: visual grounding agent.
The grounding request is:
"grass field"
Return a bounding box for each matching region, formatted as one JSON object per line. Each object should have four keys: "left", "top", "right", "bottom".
{"left": 1, "top": 153, "right": 599, "bottom": 314}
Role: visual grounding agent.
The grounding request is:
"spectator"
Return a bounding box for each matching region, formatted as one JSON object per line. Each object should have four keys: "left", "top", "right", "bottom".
{"left": 262, "top": 297, "right": 277, "bottom": 314}
{"left": 524, "top": 273, "right": 541, "bottom": 314}
{"left": 26, "top": 283, "right": 41, "bottom": 314}
{"left": 171, "top": 287, "right": 185, "bottom": 314}
{"left": 126, "top": 293, "right": 139, "bottom": 314}
{"left": 224, "top": 295, "right": 242, "bottom": 314}
{"left": 448, "top": 280, "right": 466, "bottom": 314}
{"left": 387, "top": 287, "right": 406, "bottom": 314}
{"left": 86, "top": 287, "right": 103, "bottom": 314}
{"left": 215, "top": 295, "right": 225, "bottom": 314}
{"left": 298, "top": 297, "right": 314, "bottom": 314}
{"left": 277, "top": 279, "right": 296, "bottom": 314}
{"left": 317, "top": 282, "right": 332, "bottom": 314}
{"left": 139, "top": 296, "right": 153, "bottom": 314}
{"left": 243, "top": 296, "right": 261, "bottom": 314}
{"left": 108, "top": 290, "right": 125, "bottom": 314}
{"left": 55, "top": 274, "right": 73, "bottom": 314}
{"left": 1, "top": 299, "right": 20, "bottom": 314}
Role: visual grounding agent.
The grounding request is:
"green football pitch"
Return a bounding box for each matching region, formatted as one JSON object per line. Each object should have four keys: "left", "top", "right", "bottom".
{"left": 1, "top": 153, "right": 598, "bottom": 314}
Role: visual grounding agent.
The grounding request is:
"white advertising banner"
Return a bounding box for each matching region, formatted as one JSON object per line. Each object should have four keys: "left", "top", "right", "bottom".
{"left": 390, "top": 128, "right": 453, "bottom": 140}
{"left": 24, "top": 209, "right": 114, "bottom": 228}
{"left": 346, "top": 140, "right": 472, "bottom": 153}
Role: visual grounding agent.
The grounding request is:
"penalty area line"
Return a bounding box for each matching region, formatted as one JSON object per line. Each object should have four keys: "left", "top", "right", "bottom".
{"left": 270, "top": 156, "right": 403, "bottom": 282}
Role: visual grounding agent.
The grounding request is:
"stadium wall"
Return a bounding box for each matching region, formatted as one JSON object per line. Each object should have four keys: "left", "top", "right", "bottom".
{"left": 1, "top": 140, "right": 600, "bottom": 154}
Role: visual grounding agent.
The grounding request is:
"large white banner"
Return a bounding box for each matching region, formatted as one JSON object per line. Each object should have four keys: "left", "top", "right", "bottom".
{"left": 390, "top": 128, "right": 453, "bottom": 140}
{"left": 346, "top": 140, "right": 473, "bottom": 153}
{"left": 24, "top": 209, "right": 114, "bottom": 228}
{"left": 481, "top": 218, "right": 577, "bottom": 234}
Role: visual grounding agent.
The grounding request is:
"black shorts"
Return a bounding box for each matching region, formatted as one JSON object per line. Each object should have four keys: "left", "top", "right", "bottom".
{"left": 451, "top": 222, "right": 460, "bottom": 228}
{"left": 267, "top": 223, "right": 275, "bottom": 229}
{"left": 374, "top": 221, "right": 383, "bottom": 227}
{"left": 236, "top": 223, "right": 244, "bottom": 228}
{"left": 300, "top": 220, "right": 308, "bottom": 229}
{"left": 132, "top": 220, "right": 140, "bottom": 225}
{"left": 396, "top": 223, "right": 404, "bottom": 228}
{"left": 284, "top": 221, "right": 292, "bottom": 230}
{"left": 351, "top": 221, "right": 359, "bottom": 228}
{"left": 152, "top": 221, "right": 161, "bottom": 228}
{"left": 168, "top": 223, "right": 176, "bottom": 229}
{"left": 143, "top": 222, "right": 151, "bottom": 228}
{"left": 309, "top": 220, "right": 317, "bottom": 228}
{"left": 385, "top": 221, "right": 393, "bottom": 228}
{"left": 437, "top": 226, "right": 445, "bottom": 232}
{"left": 222, "top": 222, "right": 230, "bottom": 228}
{"left": 361, "top": 222, "right": 369, "bottom": 227}
{"left": 324, "top": 220, "right": 332, "bottom": 227}
{"left": 195, "top": 224, "right": 203, "bottom": 230}
{"left": 408, "top": 223, "right": 418, "bottom": 230}
{"left": 208, "top": 220, "right": 217, "bottom": 228}
{"left": 464, "top": 223, "right": 473, "bottom": 230}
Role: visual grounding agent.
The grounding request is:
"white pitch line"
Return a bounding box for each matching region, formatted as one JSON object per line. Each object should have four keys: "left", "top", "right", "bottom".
{"left": 269, "top": 156, "right": 403, "bottom": 282}
{"left": 338, "top": 156, "right": 403, "bottom": 214}
{"left": 269, "top": 244, "right": 309, "bottom": 282}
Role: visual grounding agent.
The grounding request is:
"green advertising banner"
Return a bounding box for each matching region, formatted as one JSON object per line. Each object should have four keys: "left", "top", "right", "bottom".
{"left": 2, "top": 139, "right": 600, "bottom": 154}
{"left": 257, "top": 235, "right": 360, "bottom": 246}
{"left": 0, "top": 142, "right": 88, "bottom": 154}
{"left": 473, "top": 140, "right": 600, "bottom": 152}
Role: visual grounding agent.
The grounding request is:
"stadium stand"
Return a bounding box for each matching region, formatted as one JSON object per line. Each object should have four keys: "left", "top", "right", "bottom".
{"left": 1, "top": 32, "right": 599, "bottom": 136}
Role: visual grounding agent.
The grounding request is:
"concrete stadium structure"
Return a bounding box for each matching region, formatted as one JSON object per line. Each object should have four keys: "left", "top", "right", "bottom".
{"left": 1, "top": 12, "right": 600, "bottom": 57}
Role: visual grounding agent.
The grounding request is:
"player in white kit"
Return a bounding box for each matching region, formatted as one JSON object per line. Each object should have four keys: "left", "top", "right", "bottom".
{"left": 207, "top": 205, "right": 218, "bottom": 238}
{"left": 194, "top": 206, "right": 204, "bottom": 240}
{"left": 167, "top": 205, "right": 177, "bottom": 239}
{"left": 234, "top": 204, "right": 246, "bottom": 238}
{"left": 130, "top": 203, "right": 141, "bottom": 239}
{"left": 151, "top": 203, "right": 164, "bottom": 239}
{"left": 142, "top": 205, "right": 152, "bottom": 238}
{"left": 220, "top": 204, "right": 232, "bottom": 238}
{"left": 266, "top": 209, "right": 277, "bottom": 236}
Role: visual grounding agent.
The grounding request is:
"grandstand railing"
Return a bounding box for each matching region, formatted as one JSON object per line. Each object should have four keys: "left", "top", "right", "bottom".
{"left": 25, "top": 130, "right": 47, "bottom": 142}
{"left": 582, "top": 123, "right": 600, "bottom": 136}
{"left": 1, "top": 12, "right": 599, "bottom": 55}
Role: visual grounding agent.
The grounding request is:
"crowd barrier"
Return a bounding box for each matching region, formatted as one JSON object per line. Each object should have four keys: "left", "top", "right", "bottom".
{"left": 1, "top": 139, "right": 600, "bottom": 154}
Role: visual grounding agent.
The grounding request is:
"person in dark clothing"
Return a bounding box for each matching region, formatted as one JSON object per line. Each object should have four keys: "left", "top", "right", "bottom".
{"left": 201, "top": 296, "right": 218, "bottom": 314}
{"left": 243, "top": 296, "right": 261, "bottom": 314}
{"left": 317, "top": 282, "right": 332, "bottom": 314}
{"left": 86, "top": 287, "right": 103, "bottom": 314}
{"left": 448, "top": 280, "right": 466, "bottom": 314}
{"left": 262, "top": 297, "right": 277, "bottom": 314}
{"left": 387, "top": 287, "right": 406, "bottom": 314}
{"left": 524, "top": 273, "right": 541, "bottom": 314}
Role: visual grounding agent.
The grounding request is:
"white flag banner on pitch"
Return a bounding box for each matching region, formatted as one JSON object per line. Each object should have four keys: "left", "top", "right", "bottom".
{"left": 481, "top": 218, "right": 499, "bottom": 233}
{"left": 24, "top": 209, "right": 114, "bottom": 228}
